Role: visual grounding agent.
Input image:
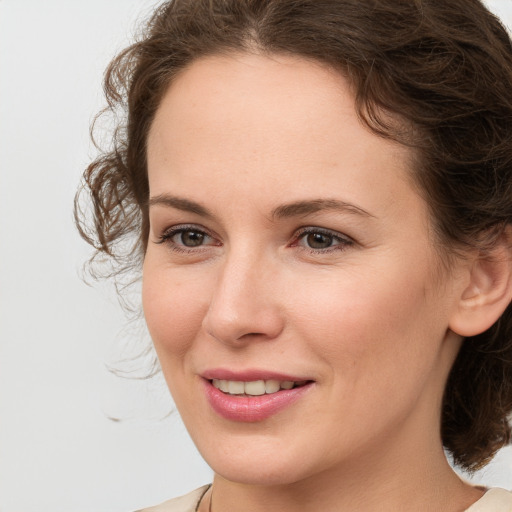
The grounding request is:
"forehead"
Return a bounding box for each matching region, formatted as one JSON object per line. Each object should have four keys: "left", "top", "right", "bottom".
{"left": 148, "top": 53, "right": 355, "bottom": 162}
{"left": 147, "top": 52, "right": 416, "bottom": 218}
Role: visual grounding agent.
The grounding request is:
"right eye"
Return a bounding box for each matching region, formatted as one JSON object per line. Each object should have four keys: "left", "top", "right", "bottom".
{"left": 156, "top": 225, "right": 218, "bottom": 252}
{"left": 174, "top": 229, "right": 206, "bottom": 247}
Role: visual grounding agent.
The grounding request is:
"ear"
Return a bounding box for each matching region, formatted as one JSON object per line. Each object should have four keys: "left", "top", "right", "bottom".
{"left": 449, "top": 230, "right": 512, "bottom": 337}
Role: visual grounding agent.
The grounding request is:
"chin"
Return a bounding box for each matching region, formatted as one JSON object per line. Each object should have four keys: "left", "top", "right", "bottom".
{"left": 195, "top": 436, "right": 325, "bottom": 486}
{"left": 213, "top": 461, "right": 309, "bottom": 486}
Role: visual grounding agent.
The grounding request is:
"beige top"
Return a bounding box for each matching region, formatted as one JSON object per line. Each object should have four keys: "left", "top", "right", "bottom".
{"left": 136, "top": 486, "right": 512, "bottom": 512}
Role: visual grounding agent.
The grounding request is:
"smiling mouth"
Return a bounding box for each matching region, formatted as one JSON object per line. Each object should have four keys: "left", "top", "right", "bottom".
{"left": 211, "top": 379, "right": 309, "bottom": 396}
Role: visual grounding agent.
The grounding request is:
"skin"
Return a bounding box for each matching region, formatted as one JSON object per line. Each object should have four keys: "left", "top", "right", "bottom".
{"left": 143, "top": 53, "right": 486, "bottom": 511}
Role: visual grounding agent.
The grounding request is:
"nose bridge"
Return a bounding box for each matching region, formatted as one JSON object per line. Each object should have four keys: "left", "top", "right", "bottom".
{"left": 202, "top": 243, "right": 284, "bottom": 344}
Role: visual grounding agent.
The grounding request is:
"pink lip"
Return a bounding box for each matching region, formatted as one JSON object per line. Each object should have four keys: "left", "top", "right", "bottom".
{"left": 201, "top": 368, "right": 310, "bottom": 382}
{"left": 201, "top": 369, "right": 314, "bottom": 422}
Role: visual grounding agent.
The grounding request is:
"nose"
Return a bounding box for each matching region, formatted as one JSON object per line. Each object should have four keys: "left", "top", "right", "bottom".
{"left": 201, "top": 249, "right": 285, "bottom": 345}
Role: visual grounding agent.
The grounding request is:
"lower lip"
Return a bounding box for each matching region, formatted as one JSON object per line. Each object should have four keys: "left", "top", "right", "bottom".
{"left": 203, "top": 380, "right": 313, "bottom": 422}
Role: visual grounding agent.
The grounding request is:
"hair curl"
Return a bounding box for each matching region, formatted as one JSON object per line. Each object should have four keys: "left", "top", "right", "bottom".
{"left": 75, "top": 0, "right": 512, "bottom": 471}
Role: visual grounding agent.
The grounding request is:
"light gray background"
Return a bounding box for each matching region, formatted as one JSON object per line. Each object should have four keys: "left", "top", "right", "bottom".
{"left": 1, "top": 1, "right": 511, "bottom": 511}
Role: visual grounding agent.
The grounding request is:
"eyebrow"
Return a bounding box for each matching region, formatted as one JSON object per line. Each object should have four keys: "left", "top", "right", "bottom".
{"left": 271, "top": 199, "right": 374, "bottom": 220}
{"left": 148, "top": 194, "right": 213, "bottom": 218}
{"left": 148, "top": 194, "right": 374, "bottom": 220}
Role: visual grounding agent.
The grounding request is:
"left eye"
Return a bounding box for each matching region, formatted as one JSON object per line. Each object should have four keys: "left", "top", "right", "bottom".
{"left": 295, "top": 228, "right": 352, "bottom": 251}
{"left": 303, "top": 232, "right": 335, "bottom": 249}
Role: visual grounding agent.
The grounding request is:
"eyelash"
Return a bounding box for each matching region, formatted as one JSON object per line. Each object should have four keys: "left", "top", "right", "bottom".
{"left": 155, "top": 224, "right": 354, "bottom": 254}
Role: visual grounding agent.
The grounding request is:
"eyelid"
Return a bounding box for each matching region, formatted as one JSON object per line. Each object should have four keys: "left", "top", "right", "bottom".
{"left": 293, "top": 226, "right": 352, "bottom": 239}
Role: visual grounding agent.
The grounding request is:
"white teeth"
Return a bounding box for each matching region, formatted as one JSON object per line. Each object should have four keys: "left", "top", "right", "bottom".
{"left": 228, "top": 380, "right": 244, "bottom": 394}
{"left": 265, "top": 380, "right": 280, "bottom": 393}
{"left": 244, "top": 380, "right": 266, "bottom": 395}
{"left": 212, "top": 378, "right": 302, "bottom": 395}
{"left": 216, "top": 379, "right": 229, "bottom": 393}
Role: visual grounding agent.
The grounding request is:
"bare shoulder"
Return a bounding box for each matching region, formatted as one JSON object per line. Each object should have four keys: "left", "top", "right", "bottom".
{"left": 135, "top": 485, "right": 211, "bottom": 512}
{"left": 466, "top": 488, "right": 512, "bottom": 512}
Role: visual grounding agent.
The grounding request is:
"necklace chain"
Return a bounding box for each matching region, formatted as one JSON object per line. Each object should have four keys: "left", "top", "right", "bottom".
{"left": 195, "top": 486, "right": 212, "bottom": 512}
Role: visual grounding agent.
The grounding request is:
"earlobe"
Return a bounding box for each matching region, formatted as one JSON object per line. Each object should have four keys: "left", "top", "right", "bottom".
{"left": 449, "top": 232, "right": 512, "bottom": 337}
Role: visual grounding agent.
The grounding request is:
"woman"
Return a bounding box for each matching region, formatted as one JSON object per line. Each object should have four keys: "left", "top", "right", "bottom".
{"left": 76, "top": 0, "right": 512, "bottom": 510}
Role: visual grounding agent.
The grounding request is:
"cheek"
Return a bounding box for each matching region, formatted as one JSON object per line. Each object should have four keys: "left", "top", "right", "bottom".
{"left": 142, "top": 262, "right": 209, "bottom": 360}
{"left": 293, "top": 261, "right": 446, "bottom": 385}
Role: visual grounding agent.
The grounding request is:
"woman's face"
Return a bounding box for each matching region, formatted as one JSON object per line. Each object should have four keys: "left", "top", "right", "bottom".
{"left": 143, "top": 53, "right": 465, "bottom": 485}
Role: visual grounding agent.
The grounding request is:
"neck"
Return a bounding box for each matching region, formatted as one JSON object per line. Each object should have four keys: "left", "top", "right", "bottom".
{"left": 207, "top": 443, "right": 481, "bottom": 512}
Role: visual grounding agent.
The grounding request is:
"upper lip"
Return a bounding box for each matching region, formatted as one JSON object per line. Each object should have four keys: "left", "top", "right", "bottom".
{"left": 201, "top": 368, "right": 313, "bottom": 382}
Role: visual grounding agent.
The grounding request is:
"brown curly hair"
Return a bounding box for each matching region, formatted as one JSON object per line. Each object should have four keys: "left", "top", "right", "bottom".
{"left": 75, "top": 0, "right": 512, "bottom": 471}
